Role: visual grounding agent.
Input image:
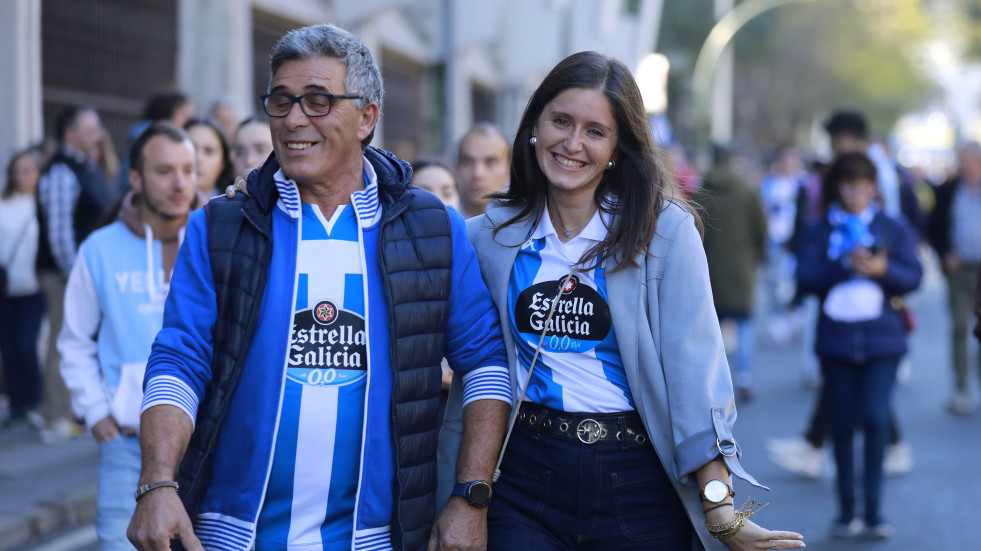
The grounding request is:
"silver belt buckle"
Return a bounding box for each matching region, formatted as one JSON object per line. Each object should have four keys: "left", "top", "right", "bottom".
{"left": 576, "top": 419, "right": 603, "bottom": 444}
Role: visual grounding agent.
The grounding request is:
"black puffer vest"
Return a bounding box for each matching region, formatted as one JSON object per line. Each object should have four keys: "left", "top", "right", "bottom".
{"left": 178, "top": 147, "right": 451, "bottom": 551}
{"left": 36, "top": 149, "right": 115, "bottom": 272}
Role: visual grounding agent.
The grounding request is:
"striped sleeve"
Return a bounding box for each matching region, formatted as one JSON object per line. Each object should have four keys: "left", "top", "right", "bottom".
{"left": 141, "top": 374, "right": 200, "bottom": 427}
{"left": 461, "top": 365, "right": 512, "bottom": 406}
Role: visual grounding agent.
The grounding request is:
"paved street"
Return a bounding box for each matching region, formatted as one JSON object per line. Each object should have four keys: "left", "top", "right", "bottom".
{"left": 735, "top": 264, "right": 980, "bottom": 550}
{"left": 4, "top": 260, "right": 978, "bottom": 550}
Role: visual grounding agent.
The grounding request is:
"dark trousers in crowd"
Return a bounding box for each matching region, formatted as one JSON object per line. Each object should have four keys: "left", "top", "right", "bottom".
{"left": 947, "top": 263, "right": 981, "bottom": 392}
{"left": 821, "top": 359, "right": 899, "bottom": 526}
{"left": 37, "top": 271, "right": 73, "bottom": 423}
{"left": 488, "top": 405, "right": 692, "bottom": 550}
{"left": 804, "top": 379, "right": 902, "bottom": 448}
{"left": 0, "top": 292, "right": 46, "bottom": 419}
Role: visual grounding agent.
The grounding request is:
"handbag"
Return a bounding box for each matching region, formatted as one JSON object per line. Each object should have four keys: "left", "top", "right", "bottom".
{"left": 890, "top": 295, "right": 915, "bottom": 333}
{"left": 0, "top": 219, "right": 34, "bottom": 300}
{"left": 493, "top": 272, "right": 574, "bottom": 481}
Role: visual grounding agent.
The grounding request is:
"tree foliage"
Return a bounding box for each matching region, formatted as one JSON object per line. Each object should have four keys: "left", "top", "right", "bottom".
{"left": 659, "top": 0, "right": 936, "bottom": 151}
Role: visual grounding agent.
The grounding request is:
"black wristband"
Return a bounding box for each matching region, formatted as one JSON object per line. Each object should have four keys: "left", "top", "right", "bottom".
{"left": 703, "top": 502, "right": 733, "bottom": 514}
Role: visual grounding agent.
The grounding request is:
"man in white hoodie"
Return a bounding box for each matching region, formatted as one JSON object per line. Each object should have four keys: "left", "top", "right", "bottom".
{"left": 58, "top": 121, "right": 200, "bottom": 550}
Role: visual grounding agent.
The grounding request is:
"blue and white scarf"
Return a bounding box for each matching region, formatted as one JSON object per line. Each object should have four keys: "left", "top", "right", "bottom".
{"left": 826, "top": 203, "right": 878, "bottom": 261}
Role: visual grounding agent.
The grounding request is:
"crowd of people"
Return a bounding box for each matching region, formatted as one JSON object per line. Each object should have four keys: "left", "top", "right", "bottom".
{"left": 0, "top": 20, "right": 979, "bottom": 551}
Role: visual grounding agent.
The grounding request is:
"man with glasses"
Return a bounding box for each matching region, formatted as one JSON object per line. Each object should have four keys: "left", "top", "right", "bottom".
{"left": 128, "top": 24, "right": 511, "bottom": 551}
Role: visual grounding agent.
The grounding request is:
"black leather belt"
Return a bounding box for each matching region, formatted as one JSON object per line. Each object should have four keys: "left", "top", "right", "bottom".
{"left": 516, "top": 403, "right": 650, "bottom": 447}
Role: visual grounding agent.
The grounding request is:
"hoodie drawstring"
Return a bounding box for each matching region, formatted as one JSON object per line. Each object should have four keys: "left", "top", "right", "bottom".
{"left": 143, "top": 223, "right": 185, "bottom": 303}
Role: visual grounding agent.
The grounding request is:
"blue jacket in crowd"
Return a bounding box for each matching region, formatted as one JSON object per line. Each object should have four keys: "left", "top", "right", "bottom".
{"left": 797, "top": 211, "right": 922, "bottom": 364}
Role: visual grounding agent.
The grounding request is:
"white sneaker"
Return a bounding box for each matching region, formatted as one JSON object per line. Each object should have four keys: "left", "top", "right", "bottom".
{"left": 765, "top": 437, "right": 824, "bottom": 478}
{"left": 830, "top": 518, "right": 864, "bottom": 539}
{"left": 896, "top": 358, "right": 912, "bottom": 385}
{"left": 25, "top": 411, "right": 46, "bottom": 430}
{"left": 883, "top": 441, "right": 914, "bottom": 476}
{"left": 947, "top": 392, "right": 977, "bottom": 415}
{"left": 40, "top": 418, "right": 81, "bottom": 444}
{"left": 861, "top": 522, "right": 895, "bottom": 540}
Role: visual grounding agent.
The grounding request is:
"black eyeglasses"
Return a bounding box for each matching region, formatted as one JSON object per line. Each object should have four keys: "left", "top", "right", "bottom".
{"left": 260, "top": 93, "right": 362, "bottom": 118}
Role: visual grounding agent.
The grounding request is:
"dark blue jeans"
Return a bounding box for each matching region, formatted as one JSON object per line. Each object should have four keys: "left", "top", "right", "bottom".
{"left": 821, "top": 358, "right": 899, "bottom": 526}
{"left": 487, "top": 417, "right": 692, "bottom": 550}
{"left": 0, "top": 292, "right": 45, "bottom": 418}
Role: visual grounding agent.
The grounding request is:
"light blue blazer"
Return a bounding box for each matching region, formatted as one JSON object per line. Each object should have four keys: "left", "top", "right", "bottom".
{"left": 442, "top": 200, "right": 766, "bottom": 550}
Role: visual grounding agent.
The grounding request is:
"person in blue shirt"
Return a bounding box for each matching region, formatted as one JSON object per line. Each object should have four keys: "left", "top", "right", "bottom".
{"left": 127, "top": 24, "right": 510, "bottom": 551}
{"left": 59, "top": 122, "right": 201, "bottom": 549}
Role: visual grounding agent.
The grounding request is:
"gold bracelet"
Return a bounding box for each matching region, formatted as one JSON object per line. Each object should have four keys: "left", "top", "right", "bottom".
{"left": 705, "top": 497, "right": 768, "bottom": 540}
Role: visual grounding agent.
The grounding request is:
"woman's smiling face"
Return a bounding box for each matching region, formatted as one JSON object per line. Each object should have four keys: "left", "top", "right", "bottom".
{"left": 533, "top": 87, "right": 618, "bottom": 199}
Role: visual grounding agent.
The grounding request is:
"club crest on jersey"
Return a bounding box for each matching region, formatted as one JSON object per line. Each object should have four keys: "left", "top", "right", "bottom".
{"left": 515, "top": 275, "right": 612, "bottom": 353}
{"left": 562, "top": 276, "right": 576, "bottom": 294}
{"left": 314, "top": 300, "right": 337, "bottom": 324}
{"left": 288, "top": 298, "right": 368, "bottom": 386}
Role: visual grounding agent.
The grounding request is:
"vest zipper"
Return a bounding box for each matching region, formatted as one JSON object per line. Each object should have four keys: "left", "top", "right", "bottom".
{"left": 380, "top": 195, "right": 411, "bottom": 551}
{"left": 186, "top": 206, "right": 270, "bottom": 517}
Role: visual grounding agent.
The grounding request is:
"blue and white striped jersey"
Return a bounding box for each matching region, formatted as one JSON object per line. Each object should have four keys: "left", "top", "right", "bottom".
{"left": 255, "top": 202, "right": 369, "bottom": 550}
{"left": 507, "top": 206, "right": 634, "bottom": 413}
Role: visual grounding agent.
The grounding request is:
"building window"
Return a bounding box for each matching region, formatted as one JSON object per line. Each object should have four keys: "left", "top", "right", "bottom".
{"left": 381, "top": 49, "right": 424, "bottom": 161}
{"left": 42, "top": 0, "right": 178, "bottom": 153}
{"left": 252, "top": 9, "right": 302, "bottom": 112}
{"left": 471, "top": 84, "right": 497, "bottom": 126}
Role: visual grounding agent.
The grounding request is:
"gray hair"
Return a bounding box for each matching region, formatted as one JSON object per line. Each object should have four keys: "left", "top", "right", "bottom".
{"left": 269, "top": 24, "right": 383, "bottom": 113}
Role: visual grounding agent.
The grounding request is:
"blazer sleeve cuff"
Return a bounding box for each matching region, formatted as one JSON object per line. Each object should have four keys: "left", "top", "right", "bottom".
{"left": 674, "top": 408, "right": 769, "bottom": 491}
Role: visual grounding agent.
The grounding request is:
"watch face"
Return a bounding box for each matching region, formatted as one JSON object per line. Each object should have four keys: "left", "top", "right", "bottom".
{"left": 704, "top": 480, "right": 728, "bottom": 503}
{"left": 469, "top": 481, "right": 493, "bottom": 506}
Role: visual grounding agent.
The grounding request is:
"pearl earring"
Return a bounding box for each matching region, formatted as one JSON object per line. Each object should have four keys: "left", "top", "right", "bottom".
{"left": 530, "top": 136, "right": 537, "bottom": 146}
{"left": 607, "top": 160, "right": 615, "bottom": 170}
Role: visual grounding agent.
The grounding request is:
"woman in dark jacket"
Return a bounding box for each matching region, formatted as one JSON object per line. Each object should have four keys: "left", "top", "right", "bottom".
{"left": 796, "top": 152, "right": 921, "bottom": 540}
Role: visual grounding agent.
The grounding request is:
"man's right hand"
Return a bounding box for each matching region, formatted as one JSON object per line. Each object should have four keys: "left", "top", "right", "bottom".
{"left": 91, "top": 416, "right": 120, "bottom": 444}
{"left": 127, "top": 487, "right": 203, "bottom": 551}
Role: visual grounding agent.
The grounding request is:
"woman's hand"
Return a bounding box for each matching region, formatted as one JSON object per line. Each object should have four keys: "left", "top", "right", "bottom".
{"left": 851, "top": 247, "right": 888, "bottom": 278}
{"left": 221, "top": 170, "right": 253, "bottom": 199}
{"left": 719, "top": 518, "right": 805, "bottom": 550}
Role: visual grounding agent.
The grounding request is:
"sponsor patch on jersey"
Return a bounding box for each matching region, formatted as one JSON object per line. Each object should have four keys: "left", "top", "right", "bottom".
{"left": 514, "top": 275, "right": 612, "bottom": 353}
{"left": 287, "top": 299, "right": 367, "bottom": 386}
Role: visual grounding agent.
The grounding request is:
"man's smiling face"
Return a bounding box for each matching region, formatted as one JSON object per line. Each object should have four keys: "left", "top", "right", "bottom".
{"left": 268, "top": 56, "right": 374, "bottom": 188}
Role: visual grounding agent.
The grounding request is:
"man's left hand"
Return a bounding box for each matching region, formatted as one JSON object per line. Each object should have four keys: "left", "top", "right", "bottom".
{"left": 426, "top": 496, "right": 488, "bottom": 551}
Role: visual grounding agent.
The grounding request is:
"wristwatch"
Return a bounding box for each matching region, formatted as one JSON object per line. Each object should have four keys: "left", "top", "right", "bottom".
{"left": 700, "top": 479, "right": 734, "bottom": 503}
{"left": 451, "top": 480, "right": 493, "bottom": 507}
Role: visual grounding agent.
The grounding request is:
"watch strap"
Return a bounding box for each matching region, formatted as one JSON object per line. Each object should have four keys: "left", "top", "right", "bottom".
{"left": 451, "top": 480, "right": 492, "bottom": 507}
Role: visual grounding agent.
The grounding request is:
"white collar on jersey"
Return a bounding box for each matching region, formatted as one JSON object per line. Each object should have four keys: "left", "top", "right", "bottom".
{"left": 532, "top": 201, "right": 610, "bottom": 243}
{"left": 273, "top": 156, "right": 381, "bottom": 229}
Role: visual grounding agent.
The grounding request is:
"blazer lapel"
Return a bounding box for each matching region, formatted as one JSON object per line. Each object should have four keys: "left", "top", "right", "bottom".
{"left": 480, "top": 203, "right": 534, "bottom": 309}
{"left": 606, "top": 253, "right": 644, "bottom": 396}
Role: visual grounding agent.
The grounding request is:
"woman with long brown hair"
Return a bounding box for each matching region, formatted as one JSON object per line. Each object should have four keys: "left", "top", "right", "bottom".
{"left": 461, "top": 51, "right": 804, "bottom": 550}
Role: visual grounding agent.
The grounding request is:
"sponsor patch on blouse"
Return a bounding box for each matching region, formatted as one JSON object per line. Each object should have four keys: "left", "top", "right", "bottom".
{"left": 514, "top": 275, "right": 612, "bottom": 353}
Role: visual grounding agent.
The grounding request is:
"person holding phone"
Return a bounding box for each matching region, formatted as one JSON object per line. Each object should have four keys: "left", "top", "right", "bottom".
{"left": 796, "top": 152, "right": 922, "bottom": 540}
